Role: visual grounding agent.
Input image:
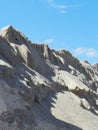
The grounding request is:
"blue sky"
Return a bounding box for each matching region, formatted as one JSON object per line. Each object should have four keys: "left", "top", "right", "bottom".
{"left": 0, "top": 0, "right": 98, "bottom": 64}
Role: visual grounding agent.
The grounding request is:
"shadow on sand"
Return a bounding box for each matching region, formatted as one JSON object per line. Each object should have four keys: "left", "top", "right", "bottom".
{"left": 33, "top": 89, "right": 83, "bottom": 130}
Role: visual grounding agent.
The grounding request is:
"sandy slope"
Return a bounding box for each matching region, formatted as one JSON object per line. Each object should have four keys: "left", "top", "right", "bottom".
{"left": 32, "top": 90, "right": 98, "bottom": 130}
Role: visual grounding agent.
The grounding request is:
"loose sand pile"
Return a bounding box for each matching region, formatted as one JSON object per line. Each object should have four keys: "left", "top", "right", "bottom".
{"left": 0, "top": 25, "right": 98, "bottom": 130}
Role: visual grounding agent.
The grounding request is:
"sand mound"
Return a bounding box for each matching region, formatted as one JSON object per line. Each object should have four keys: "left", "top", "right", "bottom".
{"left": 0, "top": 25, "right": 98, "bottom": 130}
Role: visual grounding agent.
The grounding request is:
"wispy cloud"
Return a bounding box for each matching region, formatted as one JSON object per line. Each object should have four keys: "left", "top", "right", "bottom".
{"left": 73, "top": 48, "right": 86, "bottom": 55}
{"left": 46, "top": 0, "right": 82, "bottom": 14}
{"left": 86, "top": 48, "right": 98, "bottom": 57}
{"left": 32, "top": 38, "right": 55, "bottom": 45}
{"left": 73, "top": 47, "right": 98, "bottom": 58}
{"left": 47, "top": 0, "right": 68, "bottom": 14}
{"left": 44, "top": 38, "right": 55, "bottom": 44}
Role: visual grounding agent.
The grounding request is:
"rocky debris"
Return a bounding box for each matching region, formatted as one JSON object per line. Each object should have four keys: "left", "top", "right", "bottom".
{"left": 70, "top": 87, "right": 98, "bottom": 114}
{"left": 81, "top": 98, "right": 91, "bottom": 110}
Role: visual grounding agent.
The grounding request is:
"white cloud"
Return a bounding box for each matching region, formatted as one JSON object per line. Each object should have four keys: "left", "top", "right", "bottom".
{"left": 47, "top": 0, "right": 68, "bottom": 14}
{"left": 73, "top": 47, "right": 98, "bottom": 58}
{"left": 44, "top": 38, "right": 55, "bottom": 44}
{"left": 73, "top": 48, "right": 86, "bottom": 55}
{"left": 32, "top": 38, "right": 55, "bottom": 45}
{"left": 86, "top": 48, "right": 98, "bottom": 57}
{"left": 50, "top": 3, "right": 67, "bottom": 9}
{"left": 46, "top": 0, "right": 82, "bottom": 14}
